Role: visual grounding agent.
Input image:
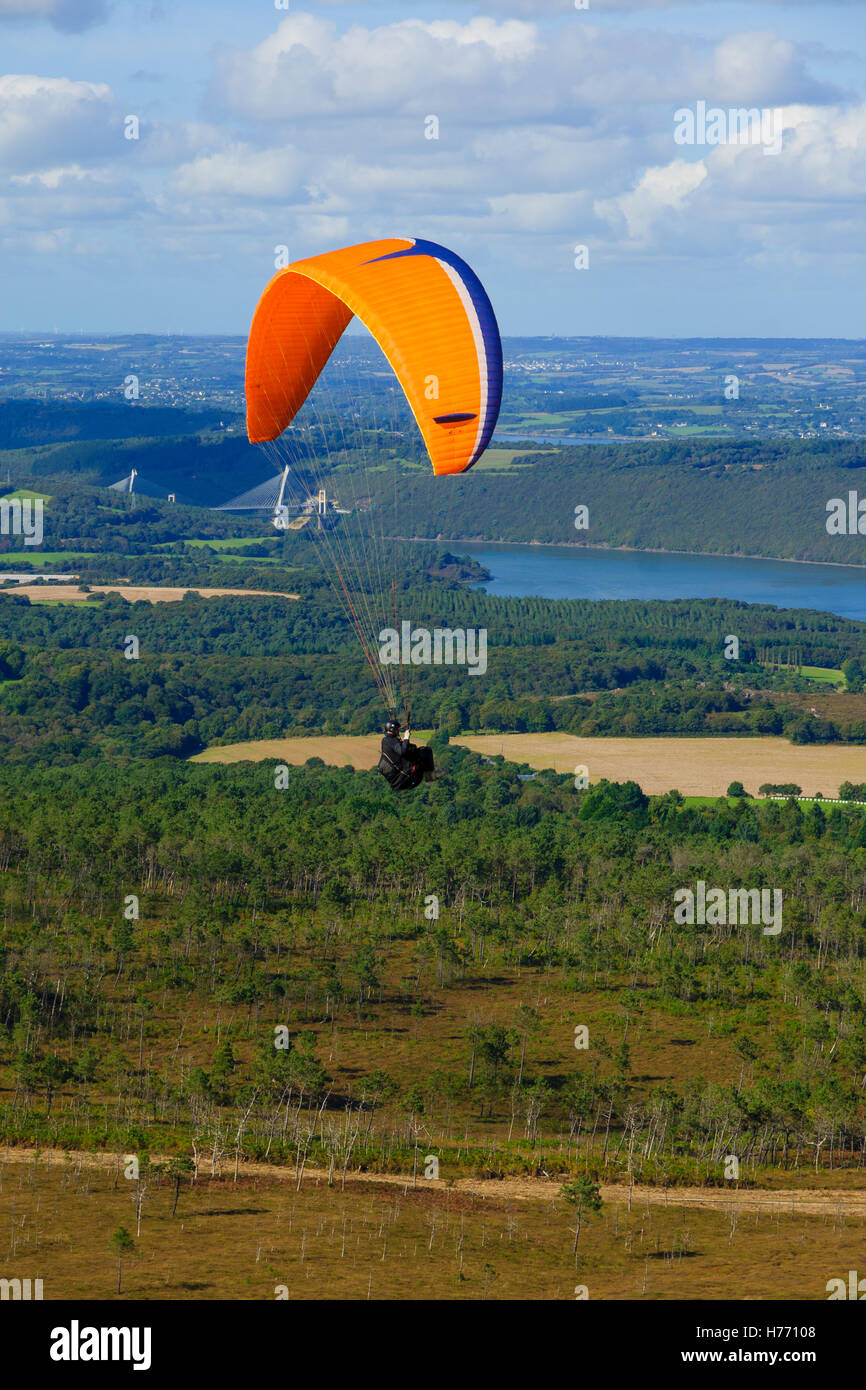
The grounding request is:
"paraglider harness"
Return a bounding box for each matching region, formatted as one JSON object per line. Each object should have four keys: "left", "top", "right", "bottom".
{"left": 377, "top": 747, "right": 424, "bottom": 791}
{"left": 377, "top": 716, "right": 426, "bottom": 791}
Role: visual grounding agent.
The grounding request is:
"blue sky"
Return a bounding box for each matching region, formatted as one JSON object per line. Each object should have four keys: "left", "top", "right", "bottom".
{"left": 1, "top": 0, "right": 864, "bottom": 336}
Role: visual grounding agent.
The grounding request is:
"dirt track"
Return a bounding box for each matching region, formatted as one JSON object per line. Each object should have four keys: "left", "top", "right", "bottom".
{"left": 3, "top": 1147, "right": 864, "bottom": 1216}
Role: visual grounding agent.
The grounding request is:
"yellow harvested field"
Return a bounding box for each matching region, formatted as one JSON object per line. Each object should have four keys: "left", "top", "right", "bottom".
{"left": 456, "top": 733, "right": 866, "bottom": 798}
{"left": 1, "top": 584, "right": 299, "bottom": 604}
{"left": 193, "top": 731, "right": 866, "bottom": 798}
{"left": 192, "top": 736, "right": 382, "bottom": 768}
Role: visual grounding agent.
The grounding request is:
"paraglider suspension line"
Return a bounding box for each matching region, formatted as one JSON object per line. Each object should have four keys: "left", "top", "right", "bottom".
{"left": 393, "top": 577, "right": 410, "bottom": 728}
{"left": 334, "top": 561, "right": 392, "bottom": 712}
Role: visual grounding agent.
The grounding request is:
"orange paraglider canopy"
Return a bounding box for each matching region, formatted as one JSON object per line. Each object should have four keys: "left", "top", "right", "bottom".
{"left": 245, "top": 237, "right": 502, "bottom": 476}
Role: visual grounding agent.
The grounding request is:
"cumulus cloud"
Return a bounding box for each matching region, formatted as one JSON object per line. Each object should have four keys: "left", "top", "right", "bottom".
{"left": 7, "top": 164, "right": 145, "bottom": 221}
{"left": 707, "top": 31, "right": 828, "bottom": 106}
{"left": 489, "top": 189, "right": 591, "bottom": 233}
{"left": 213, "top": 12, "right": 840, "bottom": 130}
{"left": 136, "top": 120, "right": 228, "bottom": 169}
{"left": 170, "top": 143, "right": 306, "bottom": 201}
{"left": 3, "top": 3, "right": 863, "bottom": 322}
{"left": 593, "top": 100, "right": 866, "bottom": 266}
{"left": 692, "top": 103, "right": 866, "bottom": 216}
{"left": 169, "top": 8, "right": 856, "bottom": 282}
{"left": 0, "top": 164, "right": 146, "bottom": 269}
{"left": 0, "top": 75, "right": 122, "bottom": 172}
{"left": 214, "top": 14, "right": 541, "bottom": 122}
{"left": 0, "top": 0, "right": 110, "bottom": 32}
{"left": 596, "top": 158, "right": 708, "bottom": 241}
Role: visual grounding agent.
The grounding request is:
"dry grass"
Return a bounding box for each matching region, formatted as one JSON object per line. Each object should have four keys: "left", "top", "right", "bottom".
{"left": 191, "top": 736, "right": 381, "bottom": 767}
{"left": 190, "top": 732, "right": 866, "bottom": 797}
{"left": 773, "top": 689, "right": 866, "bottom": 723}
{"left": 0, "top": 585, "right": 299, "bottom": 604}
{"left": 455, "top": 734, "right": 866, "bottom": 798}
{"left": 0, "top": 1156, "right": 861, "bottom": 1301}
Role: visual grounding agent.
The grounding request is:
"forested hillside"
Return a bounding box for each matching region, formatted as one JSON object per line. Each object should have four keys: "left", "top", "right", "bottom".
{"left": 361, "top": 438, "right": 866, "bottom": 564}
{"left": 3, "top": 411, "right": 866, "bottom": 562}
{"left": 1, "top": 755, "right": 865, "bottom": 1186}
{"left": 3, "top": 577, "right": 866, "bottom": 761}
{"left": 0, "top": 401, "right": 237, "bottom": 450}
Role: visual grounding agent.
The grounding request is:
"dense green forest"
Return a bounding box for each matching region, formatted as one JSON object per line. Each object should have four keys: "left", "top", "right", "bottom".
{"left": 359, "top": 437, "right": 866, "bottom": 565}
{"left": 0, "top": 401, "right": 236, "bottom": 451}
{"left": 3, "top": 575, "right": 866, "bottom": 760}
{"left": 2, "top": 755, "right": 865, "bottom": 1184}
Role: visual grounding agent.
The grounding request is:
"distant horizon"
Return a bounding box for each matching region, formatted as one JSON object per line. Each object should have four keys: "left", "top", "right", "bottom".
{"left": 3, "top": 331, "right": 866, "bottom": 346}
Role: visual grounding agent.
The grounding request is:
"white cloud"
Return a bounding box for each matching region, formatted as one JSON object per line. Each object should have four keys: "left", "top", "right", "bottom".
{"left": 784, "top": 104, "right": 866, "bottom": 198}
{"left": 593, "top": 100, "right": 866, "bottom": 260}
{"left": 214, "top": 13, "right": 540, "bottom": 122}
{"left": 196, "top": 10, "right": 851, "bottom": 259}
{"left": 135, "top": 121, "right": 227, "bottom": 169}
{"left": 708, "top": 32, "right": 826, "bottom": 106}
{"left": 2, "top": 7, "right": 863, "bottom": 318}
{"left": 596, "top": 158, "right": 708, "bottom": 240}
{"left": 4, "top": 164, "right": 146, "bottom": 227}
{"left": 691, "top": 104, "right": 866, "bottom": 212}
{"left": 170, "top": 143, "right": 306, "bottom": 201}
{"left": 489, "top": 190, "right": 591, "bottom": 232}
{"left": 213, "top": 13, "right": 839, "bottom": 132}
{"left": 0, "top": 75, "right": 121, "bottom": 172}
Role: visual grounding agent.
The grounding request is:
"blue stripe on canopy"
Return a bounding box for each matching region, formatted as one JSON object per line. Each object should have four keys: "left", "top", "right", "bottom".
{"left": 364, "top": 238, "right": 502, "bottom": 469}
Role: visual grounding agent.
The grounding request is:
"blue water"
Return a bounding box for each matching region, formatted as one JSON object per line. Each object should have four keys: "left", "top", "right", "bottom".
{"left": 463, "top": 543, "right": 866, "bottom": 621}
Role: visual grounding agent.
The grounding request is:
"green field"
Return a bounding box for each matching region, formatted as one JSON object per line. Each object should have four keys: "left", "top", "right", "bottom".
{"left": 154, "top": 537, "right": 273, "bottom": 551}
{"left": 801, "top": 665, "right": 845, "bottom": 686}
{"left": 0, "top": 551, "right": 89, "bottom": 567}
{"left": 472, "top": 448, "right": 554, "bottom": 470}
